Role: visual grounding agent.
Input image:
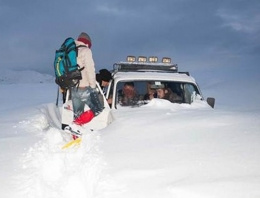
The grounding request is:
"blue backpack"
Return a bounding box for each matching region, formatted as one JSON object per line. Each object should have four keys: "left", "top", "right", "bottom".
{"left": 54, "top": 37, "right": 85, "bottom": 89}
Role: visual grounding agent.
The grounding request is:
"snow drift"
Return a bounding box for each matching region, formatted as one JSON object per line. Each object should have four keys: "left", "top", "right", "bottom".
{"left": 0, "top": 70, "right": 259, "bottom": 198}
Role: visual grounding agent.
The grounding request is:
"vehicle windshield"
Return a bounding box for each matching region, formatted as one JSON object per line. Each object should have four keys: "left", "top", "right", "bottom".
{"left": 114, "top": 80, "right": 201, "bottom": 108}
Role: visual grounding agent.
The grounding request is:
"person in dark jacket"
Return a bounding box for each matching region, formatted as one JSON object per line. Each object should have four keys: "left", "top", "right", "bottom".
{"left": 118, "top": 82, "right": 140, "bottom": 106}
{"left": 96, "top": 69, "right": 112, "bottom": 92}
{"left": 96, "top": 69, "right": 113, "bottom": 106}
{"left": 151, "top": 82, "right": 182, "bottom": 103}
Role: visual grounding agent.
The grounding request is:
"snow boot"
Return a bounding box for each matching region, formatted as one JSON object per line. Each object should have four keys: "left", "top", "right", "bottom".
{"left": 64, "top": 110, "right": 94, "bottom": 140}
{"left": 74, "top": 110, "right": 95, "bottom": 125}
{"left": 64, "top": 123, "right": 83, "bottom": 140}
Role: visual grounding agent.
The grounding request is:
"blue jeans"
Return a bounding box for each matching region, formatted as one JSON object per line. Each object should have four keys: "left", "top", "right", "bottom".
{"left": 71, "top": 87, "right": 103, "bottom": 119}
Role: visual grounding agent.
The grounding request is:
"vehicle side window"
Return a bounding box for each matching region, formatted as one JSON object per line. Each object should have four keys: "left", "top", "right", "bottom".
{"left": 115, "top": 82, "right": 124, "bottom": 107}
{"left": 167, "top": 82, "right": 184, "bottom": 103}
{"left": 106, "top": 80, "right": 113, "bottom": 99}
{"left": 106, "top": 80, "right": 114, "bottom": 108}
{"left": 183, "top": 83, "right": 199, "bottom": 104}
{"left": 96, "top": 87, "right": 104, "bottom": 107}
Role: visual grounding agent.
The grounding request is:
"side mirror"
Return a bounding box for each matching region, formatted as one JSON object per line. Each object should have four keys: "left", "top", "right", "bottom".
{"left": 207, "top": 97, "right": 215, "bottom": 108}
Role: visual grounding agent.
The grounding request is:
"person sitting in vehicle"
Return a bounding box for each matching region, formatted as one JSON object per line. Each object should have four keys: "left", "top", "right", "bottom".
{"left": 144, "top": 82, "right": 157, "bottom": 100}
{"left": 151, "top": 82, "right": 182, "bottom": 103}
{"left": 118, "top": 82, "right": 140, "bottom": 106}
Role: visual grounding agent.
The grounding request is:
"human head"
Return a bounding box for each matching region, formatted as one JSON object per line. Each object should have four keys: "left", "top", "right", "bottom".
{"left": 96, "top": 69, "right": 112, "bottom": 87}
{"left": 156, "top": 88, "right": 168, "bottom": 99}
{"left": 123, "top": 82, "right": 135, "bottom": 98}
{"left": 150, "top": 82, "right": 168, "bottom": 99}
{"left": 78, "top": 32, "right": 92, "bottom": 48}
{"left": 100, "top": 69, "right": 112, "bottom": 82}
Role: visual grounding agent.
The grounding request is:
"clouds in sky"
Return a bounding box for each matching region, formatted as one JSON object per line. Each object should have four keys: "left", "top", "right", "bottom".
{"left": 0, "top": 0, "right": 259, "bottom": 81}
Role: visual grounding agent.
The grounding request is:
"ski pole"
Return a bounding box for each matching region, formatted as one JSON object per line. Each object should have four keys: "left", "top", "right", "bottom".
{"left": 56, "top": 86, "right": 59, "bottom": 107}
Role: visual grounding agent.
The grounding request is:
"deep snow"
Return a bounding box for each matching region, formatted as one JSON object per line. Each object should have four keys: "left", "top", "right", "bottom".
{"left": 0, "top": 70, "right": 259, "bottom": 198}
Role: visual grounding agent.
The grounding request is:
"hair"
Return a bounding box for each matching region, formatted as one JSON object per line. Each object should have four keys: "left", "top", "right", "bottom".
{"left": 124, "top": 82, "right": 134, "bottom": 87}
{"left": 99, "top": 69, "right": 112, "bottom": 82}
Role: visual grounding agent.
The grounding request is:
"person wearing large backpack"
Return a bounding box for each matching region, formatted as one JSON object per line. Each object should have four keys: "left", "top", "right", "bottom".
{"left": 64, "top": 32, "right": 103, "bottom": 138}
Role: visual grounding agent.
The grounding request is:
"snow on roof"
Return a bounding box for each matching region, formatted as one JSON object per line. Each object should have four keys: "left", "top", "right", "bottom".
{"left": 113, "top": 71, "right": 196, "bottom": 84}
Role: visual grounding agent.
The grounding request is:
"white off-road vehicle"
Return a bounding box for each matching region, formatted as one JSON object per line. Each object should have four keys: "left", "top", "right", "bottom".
{"left": 61, "top": 56, "right": 215, "bottom": 130}
{"left": 106, "top": 56, "right": 215, "bottom": 109}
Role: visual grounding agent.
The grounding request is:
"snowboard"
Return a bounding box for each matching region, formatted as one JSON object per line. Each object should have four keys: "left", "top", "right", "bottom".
{"left": 62, "top": 137, "right": 82, "bottom": 149}
{"left": 61, "top": 127, "right": 83, "bottom": 149}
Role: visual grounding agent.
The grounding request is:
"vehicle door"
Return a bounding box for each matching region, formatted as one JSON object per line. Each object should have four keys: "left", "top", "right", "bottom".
{"left": 61, "top": 82, "right": 113, "bottom": 130}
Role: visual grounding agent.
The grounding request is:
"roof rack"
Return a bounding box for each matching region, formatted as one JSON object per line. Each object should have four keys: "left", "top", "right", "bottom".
{"left": 113, "top": 62, "right": 178, "bottom": 73}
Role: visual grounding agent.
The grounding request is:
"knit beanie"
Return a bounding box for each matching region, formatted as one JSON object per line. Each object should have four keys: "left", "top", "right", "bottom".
{"left": 99, "top": 69, "right": 112, "bottom": 82}
{"left": 78, "top": 32, "right": 92, "bottom": 48}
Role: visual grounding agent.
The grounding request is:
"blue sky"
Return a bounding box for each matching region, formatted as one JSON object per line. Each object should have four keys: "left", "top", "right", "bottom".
{"left": 0, "top": 0, "right": 259, "bottom": 83}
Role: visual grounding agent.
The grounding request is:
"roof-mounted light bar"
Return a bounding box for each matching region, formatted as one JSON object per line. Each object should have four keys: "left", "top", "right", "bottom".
{"left": 162, "top": 57, "right": 171, "bottom": 63}
{"left": 126, "top": 56, "right": 136, "bottom": 62}
{"left": 126, "top": 56, "right": 173, "bottom": 64}
{"left": 138, "top": 56, "right": 147, "bottom": 62}
{"left": 149, "top": 56, "right": 158, "bottom": 63}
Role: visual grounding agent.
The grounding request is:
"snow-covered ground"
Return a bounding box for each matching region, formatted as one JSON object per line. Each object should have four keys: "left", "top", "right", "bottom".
{"left": 0, "top": 70, "right": 260, "bottom": 198}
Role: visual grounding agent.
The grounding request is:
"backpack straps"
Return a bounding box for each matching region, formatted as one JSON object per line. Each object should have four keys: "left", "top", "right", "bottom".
{"left": 76, "top": 45, "right": 87, "bottom": 57}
